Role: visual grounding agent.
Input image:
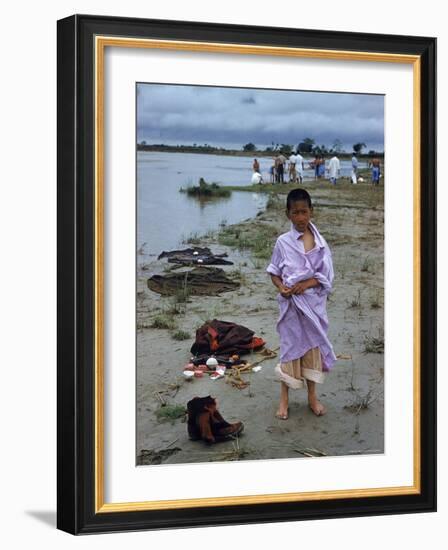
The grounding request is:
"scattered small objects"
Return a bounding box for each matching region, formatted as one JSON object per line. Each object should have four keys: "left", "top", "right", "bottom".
{"left": 252, "top": 366, "right": 263, "bottom": 373}
{"left": 153, "top": 391, "right": 166, "bottom": 406}
{"left": 137, "top": 447, "right": 182, "bottom": 465}
{"left": 183, "top": 370, "right": 194, "bottom": 379}
{"left": 250, "top": 348, "right": 278, "bottom": 368}
{"left": 153, "top": 383, "right": 182, "bottom": 402}
{"left": 347, "top": 449, "right": 383, "bottom": 455}
{"left": 226, "top": 366, "right": 250, "bottom": 390}
{"left": 209, "top": 442, "right": 250, "bottom": 462}
{"left": 294, "top": 447, "right": 327, "bottom": 457}
{"left": 191, "top": 354, "right": 247, "bottom": 368}
{"left": 259, "top": 347, "right": 279, "bottom": 357}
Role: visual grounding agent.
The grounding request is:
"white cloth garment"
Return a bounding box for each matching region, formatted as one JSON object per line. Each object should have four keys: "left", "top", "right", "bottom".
{"left": 328, "top": 156, "right": 340, "bottom": 179}
{"left": 296, "top": 153, "right": 304, "bottom": 175}
{"left": 251, "top": 171, "right": 263, "bottom": 184}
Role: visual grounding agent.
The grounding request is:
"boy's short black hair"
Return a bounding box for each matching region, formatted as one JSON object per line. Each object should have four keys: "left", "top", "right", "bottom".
{"left": 286, "top": 188, "right": 313, "bottom": 210}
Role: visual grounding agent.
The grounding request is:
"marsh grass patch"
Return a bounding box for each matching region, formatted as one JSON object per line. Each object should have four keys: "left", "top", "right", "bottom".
{"left": 218, "top": 224, "right": 278, "bottom": 260}
{"left": 151, "top": 314, "right": 177, "bottom": 330}
{"left": 171, "top": 330, "right": 191, "bottom": 341}
{"left": 155, "top": 404, "right": 186, "bottom": 423}
{"left": 348, "top": 290, "right": 362, "bottom": 308}
{"left": 370, "top": 290, "right": 382, "bottom": 309}
{"left": 363, "top": 328, "right": 384, "bottom": 354}
{"left": 180, "top": 178, "right": 231, "bottom": 198}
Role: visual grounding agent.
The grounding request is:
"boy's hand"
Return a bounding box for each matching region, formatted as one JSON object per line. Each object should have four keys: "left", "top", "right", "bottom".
{"left": 279, "top": 284, "right": 291, "bottom": 298}
{"left": 290, "top": 278, "right": 318, "bottom": 295}
{"left": 290, "top": 281, "right": 309, "bottom": 295}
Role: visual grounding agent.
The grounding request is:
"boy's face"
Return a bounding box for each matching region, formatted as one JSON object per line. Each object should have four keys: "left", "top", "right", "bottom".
{"left": 286, "top": 200, "right": 313, "bottom": 233}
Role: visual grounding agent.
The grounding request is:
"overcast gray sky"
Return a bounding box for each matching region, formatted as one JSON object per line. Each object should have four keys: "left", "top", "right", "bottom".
{"left": 137, "top": 83, "right": 384, "bottom": 152}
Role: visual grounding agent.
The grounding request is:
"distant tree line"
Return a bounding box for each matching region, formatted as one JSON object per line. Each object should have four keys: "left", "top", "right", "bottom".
{"left": 138, "top": 140, "right": 383, "bottom": 157}
{"left": 138, "top": 142, "right": 228, "bottom": 154}
{"left": 242, "top": 138, "right": 383, "bottom": 157}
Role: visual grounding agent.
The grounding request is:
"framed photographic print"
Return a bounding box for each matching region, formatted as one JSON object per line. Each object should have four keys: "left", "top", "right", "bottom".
{"left": 57, "top": 14, "right": 436, "bottom": 534}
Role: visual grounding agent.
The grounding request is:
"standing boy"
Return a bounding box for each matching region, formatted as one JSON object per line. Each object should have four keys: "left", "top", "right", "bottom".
{"left": 267, "top": 188, "right": 336, "bottom": 418}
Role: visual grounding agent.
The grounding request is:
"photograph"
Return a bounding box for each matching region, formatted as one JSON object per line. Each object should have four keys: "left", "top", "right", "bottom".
{"left": 136, "top": 83, "right": 385, "bottom": 466}
{"left": 56, "top": 14, "right": 436, "bottom": 533}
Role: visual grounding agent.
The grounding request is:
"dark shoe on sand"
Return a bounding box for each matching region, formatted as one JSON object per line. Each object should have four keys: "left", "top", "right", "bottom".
{"left": 214, "top": 421, "right": 244, "bottom": 441}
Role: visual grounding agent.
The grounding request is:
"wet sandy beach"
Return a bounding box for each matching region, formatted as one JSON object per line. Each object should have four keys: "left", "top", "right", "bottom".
{"left": 136, "top": 177, "right": 384, "bottom": 465}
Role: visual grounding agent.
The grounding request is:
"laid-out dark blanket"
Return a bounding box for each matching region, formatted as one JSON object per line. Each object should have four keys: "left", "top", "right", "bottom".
{"left": 191, "top": 319, "right": 265, "bottom": 357}
{"left": 147, "top": 267, "right": 239, "bottom": 296}
{"left": 158, "top": 247, "right": 233, "bottom": 266}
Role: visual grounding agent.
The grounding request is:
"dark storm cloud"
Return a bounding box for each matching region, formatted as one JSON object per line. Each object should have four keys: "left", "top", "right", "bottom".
{"left": 137, "top": 84, "right": 384, "bottom": 151}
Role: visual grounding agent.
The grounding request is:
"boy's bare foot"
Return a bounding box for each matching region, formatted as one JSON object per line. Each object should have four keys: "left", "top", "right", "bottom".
{"left": 276, "top": 382, "right": 289, "bottom": 419}
{"left": 308, "top": 397, "right": 327, "bottom": 416}
{"left": 275, "top": 405, "right": 289, "bottom": 420}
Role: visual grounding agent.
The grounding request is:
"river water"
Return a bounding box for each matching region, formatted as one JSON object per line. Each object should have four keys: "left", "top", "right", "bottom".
{"left": 137, "top": 151, "right": 364, "bottom": 256}
{"left": 137, "top": 151, "right": 268, "bottom": 256}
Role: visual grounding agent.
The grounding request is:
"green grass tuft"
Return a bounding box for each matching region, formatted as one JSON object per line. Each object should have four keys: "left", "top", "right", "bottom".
{"left": 156, "top": 404, "right": 186, "bottom": 422}
{"left": 151, "top": 314, "right": 177, "bottom": 330}
{"left": 171, "top": 330, "right": 191, "bottom": 341}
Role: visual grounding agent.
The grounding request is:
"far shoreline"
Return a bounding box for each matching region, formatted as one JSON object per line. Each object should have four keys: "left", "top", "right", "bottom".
{"left": 137, "top": 145, "right": 384, "bottom": 162}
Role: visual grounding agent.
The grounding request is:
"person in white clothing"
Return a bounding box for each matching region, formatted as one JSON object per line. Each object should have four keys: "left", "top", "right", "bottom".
{"left": 251, "top": 171, "right": 263, "bottom": 184}
{"left": 351, "top": 153, "right": 358, "bottom": 184}
{"left": 288, "top": 153, "right": 297, "bottom": 183}
{"left": 328, "top": 155, "right": 340, "bottom": 185}
{"left": 295, "top": 152, "right": 304, "bottom": 183}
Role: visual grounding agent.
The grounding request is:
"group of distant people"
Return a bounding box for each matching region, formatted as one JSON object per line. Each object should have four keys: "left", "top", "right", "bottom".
{"left": 251, "top": 151, "right": 382, "bottom": 186}
{"left": 252, "top": 153, "right": 305, "bottom": 185}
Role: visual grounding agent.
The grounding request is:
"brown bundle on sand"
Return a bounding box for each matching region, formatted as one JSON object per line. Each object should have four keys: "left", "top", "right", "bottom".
{"left": 191, "top": 319, "right": 265, "bottom": 357}
{"left": 147, "top": 267, "right": 239, "bottom": 296}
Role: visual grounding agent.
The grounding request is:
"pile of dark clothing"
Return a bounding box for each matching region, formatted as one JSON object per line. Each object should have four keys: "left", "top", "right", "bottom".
{"left": 191, "top": 319, "right": 265, "bottom": 359}
{"left": 158, "top": 247, "right": 233, "bottom": 266}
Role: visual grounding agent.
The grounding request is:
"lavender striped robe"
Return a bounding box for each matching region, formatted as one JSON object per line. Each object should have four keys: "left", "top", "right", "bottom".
{"left": 267, "top": 222, "right": 336, "bottom": 372}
